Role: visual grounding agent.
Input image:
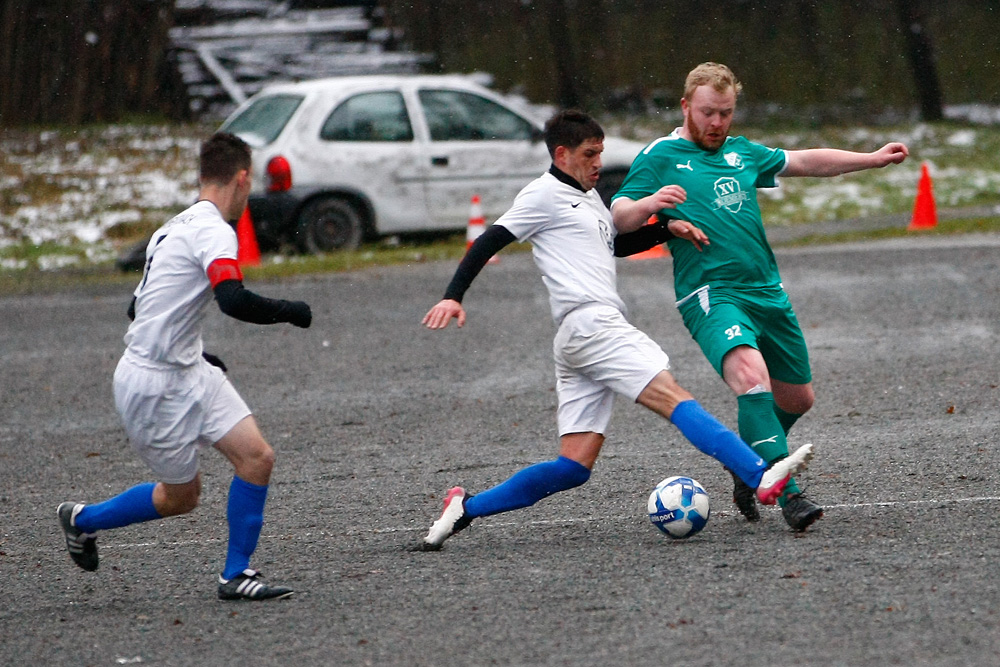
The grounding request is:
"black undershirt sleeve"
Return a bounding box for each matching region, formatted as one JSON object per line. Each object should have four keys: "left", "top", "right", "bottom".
{"left": 443, "top": 225, "right": 517, "bottom": 302}
{"left": 213, "top": 279, "right": 312, "bottom": 328}
{"left": 613, "top": 217, "right": 676, "bottom": 257}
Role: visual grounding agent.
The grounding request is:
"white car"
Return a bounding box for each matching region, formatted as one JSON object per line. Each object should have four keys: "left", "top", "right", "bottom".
{"left": 220, "top": 74, "right": 645, "bottom": 252}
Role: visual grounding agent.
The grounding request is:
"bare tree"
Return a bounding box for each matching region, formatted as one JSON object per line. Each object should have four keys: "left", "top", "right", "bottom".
{"left": 0, "top": 0, "right": 179, "bottom": 127}
{"left": 538, "top": 0, "right": 584, "bottom": 109}
{"left": 894, "top": 0, "right": 944, "bottom": 121}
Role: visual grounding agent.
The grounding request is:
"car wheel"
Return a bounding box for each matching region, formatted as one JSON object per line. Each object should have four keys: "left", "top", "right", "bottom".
{"left": 295, "top": 197, "right": 364, "bottom": 253}
{"left": 595, "top": 169, "right": 627, "bottom": 208}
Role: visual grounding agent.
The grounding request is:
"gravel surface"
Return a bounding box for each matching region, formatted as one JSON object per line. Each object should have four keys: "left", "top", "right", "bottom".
{"left": 3, "top": 234, "right": 1000, "bottom": 666}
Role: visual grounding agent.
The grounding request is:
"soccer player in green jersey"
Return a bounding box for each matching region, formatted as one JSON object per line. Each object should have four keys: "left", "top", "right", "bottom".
{"left": 611, "top": 62, "right": 908, "bottom": 530}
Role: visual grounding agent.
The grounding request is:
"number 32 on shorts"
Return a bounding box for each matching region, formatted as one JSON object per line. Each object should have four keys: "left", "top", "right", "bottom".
{"left": 725, "top": 325, "right": 742, "bottom": 340}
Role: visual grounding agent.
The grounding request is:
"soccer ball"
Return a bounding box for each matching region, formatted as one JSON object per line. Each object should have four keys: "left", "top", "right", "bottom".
{"left": 647, "top": 476, "right": 711, "bottom": 539}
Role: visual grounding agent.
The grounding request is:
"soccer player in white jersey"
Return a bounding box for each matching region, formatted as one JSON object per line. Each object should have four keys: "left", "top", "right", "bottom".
{"left": 419, "top": 110, "right": 814, "bottom": 550}
{"left": 57, "top": 133, "right": 312, "bottom": 600}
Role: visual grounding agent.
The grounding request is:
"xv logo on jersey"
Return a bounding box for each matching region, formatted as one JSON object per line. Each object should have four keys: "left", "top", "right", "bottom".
{"left": 712, "top": 176, "right": 748, "bottom": 213}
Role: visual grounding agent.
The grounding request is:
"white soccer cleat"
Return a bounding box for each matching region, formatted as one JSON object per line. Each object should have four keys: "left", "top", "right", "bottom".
{"left": 422, "top": 486, "right": 472, "bottom": 551}
{"left": 756, "top": 443, "right": 814, "bottom": 506}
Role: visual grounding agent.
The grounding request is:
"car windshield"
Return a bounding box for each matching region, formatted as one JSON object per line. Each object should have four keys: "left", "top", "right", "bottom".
{"left": 222, "top": 94, "right": 304, "bottom": 146}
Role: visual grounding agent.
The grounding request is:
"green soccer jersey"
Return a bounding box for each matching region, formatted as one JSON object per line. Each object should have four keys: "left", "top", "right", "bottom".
{"left": 613, "top": 129, "right": 787, "bottom": 300}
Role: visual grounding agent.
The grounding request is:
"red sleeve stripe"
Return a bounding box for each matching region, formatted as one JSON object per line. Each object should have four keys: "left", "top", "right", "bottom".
{"left": 207, "top": 258, "right": 243, "bottom": 287}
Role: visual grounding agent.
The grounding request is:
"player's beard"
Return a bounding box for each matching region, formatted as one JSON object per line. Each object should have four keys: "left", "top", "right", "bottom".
{"left": 688, "top": 121, "right": 727, "bottom": 151}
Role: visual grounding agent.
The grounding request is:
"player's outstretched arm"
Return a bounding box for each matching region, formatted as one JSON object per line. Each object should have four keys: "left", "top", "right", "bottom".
{"left": 782, "top": 142, "right": 909, "bottom": 177}
{"left": 213, "top": 280, "right": 312, "bottom": 328}
{"left": 205, "top": 257, "right": 311, "bottom": 327}
{"left": 423, "top": 299, "right": 465, "bottom": 329}
{"left": 611, "top": 185, "right": 686, "bottom": 233}
{"left": 423, "top": 224, "right": 516, "bottom": 331}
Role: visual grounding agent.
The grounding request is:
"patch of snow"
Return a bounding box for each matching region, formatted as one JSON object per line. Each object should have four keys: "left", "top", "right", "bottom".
{"left": 37, "top": 254, "right": 81, "bottom": 271}
{"left": 799, "top": 181, "right": 886, "bottom": 216}
{"left": 946, "top": 129, "right": 977, "bottom": 147}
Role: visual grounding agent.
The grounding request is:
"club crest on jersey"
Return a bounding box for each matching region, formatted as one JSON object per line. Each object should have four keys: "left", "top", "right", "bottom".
{"left": 723, "top": 152, "right": 744, "bottom": 169}
{"left": 712, "top": 176, "right": 748, "bottom": 213}
{"left": 599, "top": 217, "right": 614, "bottom": 252}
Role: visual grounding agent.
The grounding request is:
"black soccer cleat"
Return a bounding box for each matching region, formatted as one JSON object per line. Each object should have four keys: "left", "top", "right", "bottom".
{"left": 218, "top": 569, "right": 294, "bottom": 601}
{"left": 727, "top": 469, "right": 760, "bottom": 522}
{"left": 781, "top": 493, "right": 824, "bottom": 531}
{"left": 57, "top": 502, "right": 99, "bottom": 571}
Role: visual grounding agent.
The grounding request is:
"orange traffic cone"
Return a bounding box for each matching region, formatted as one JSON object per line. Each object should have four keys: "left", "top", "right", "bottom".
{"left": 908, "top": 162, "right": 938, "bottom": 231}
{"left": 236, "top": 206, "right": 261, "bottom": 266}
{"left": 627, "top": 215, "right": 670, "bottom": 260}
{"left": 466, "top": 194, "right": 498, "bottom": 263}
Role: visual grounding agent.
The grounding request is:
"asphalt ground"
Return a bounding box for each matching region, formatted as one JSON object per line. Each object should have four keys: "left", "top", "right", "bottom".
{"left": 3, "top": 232, "right": 1000, "bottom": 666}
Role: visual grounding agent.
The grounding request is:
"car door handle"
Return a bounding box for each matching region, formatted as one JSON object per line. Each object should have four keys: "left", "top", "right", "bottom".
{"left": 431, "top": 156, "right": 449, "bottom": 166}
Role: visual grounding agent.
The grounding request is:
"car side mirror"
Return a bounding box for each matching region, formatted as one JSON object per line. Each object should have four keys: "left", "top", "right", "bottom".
{"left": 530, "top": 126, "right": 544, "bottom": 144}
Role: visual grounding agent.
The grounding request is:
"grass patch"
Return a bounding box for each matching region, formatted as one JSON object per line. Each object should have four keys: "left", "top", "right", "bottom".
{"left": 774, "top": 215, "right": 1000, "bottom": 247}
{"left": 0, "top": 264, "right": 138, "bottom": 295}
{"left": 241, "top": 234, "right": 478, "bottom": 281}
{"left": 0, "top": 232, "right": 535, "bottom": 296}
{"left": 0, "top": 240, "right": 91, "bottom": 269}
{"left": 1, "top": 218, "right": 997, "bottom": 297}
{"left": 104, "top": 217, "right": 162, "bottom": 242}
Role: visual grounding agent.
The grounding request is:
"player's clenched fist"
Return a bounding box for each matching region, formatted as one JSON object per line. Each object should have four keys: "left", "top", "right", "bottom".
{"left": 874, "top": 142, "right": 909, "bottom": 166}
{"left": 285, "top": 300, "right": 312, "bottom": 328}
{"left": 423, "top": 299, "right": 465, "bottom": 329}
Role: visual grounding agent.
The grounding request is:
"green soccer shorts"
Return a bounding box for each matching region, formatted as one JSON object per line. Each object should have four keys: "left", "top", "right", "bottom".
{"left": 677, "top": 285, "right": 812, "bottom": 385}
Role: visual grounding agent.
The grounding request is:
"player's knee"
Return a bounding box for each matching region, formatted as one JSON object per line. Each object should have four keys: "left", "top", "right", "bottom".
{"left": 791, "top": 393, "right": 814, "bottom": 415}
{"left": 637, "top": 371, "right": 694, "bottom": 416}
{"left": 159, "top": 486, "right": 200, "bottom": 516}
{"left": 176, "top": 494, "right": 200, "bottom": 515}
{"left": 245, "top": 441, "right": 275, "bottom": 479}
{"left": 777, "top": 385, "right": 814, "bottom": 414}
{"left": 723, "top": 349, "right": 769, "bottom": 391}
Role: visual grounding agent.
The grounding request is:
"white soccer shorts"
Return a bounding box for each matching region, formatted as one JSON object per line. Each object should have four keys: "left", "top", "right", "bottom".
{"left": 552, "top": 304, "right": 670, "bottom": 436}
{"left": 113, "top": 351, "right": 252, "bottom": 484}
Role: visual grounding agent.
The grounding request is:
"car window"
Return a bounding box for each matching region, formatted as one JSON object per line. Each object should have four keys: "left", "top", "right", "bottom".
{"left": 320, "top": 91, "right": 414, "bottom": 142}
{"left": 418, "top": 89, "right": 535, "bottom": 142}
{"left": 222, "top": 94, "right": 303, "bottom": 146}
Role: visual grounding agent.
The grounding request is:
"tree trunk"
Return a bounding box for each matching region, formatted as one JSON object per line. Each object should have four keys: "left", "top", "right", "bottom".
{"left": 0, "top": 0, "right": 178, "bottom": 127}
{"left": 540, "top": 0, "right": 585, "bottom": 109}
{"left": 894, "top": 0, "right": 944, "bottom": 121}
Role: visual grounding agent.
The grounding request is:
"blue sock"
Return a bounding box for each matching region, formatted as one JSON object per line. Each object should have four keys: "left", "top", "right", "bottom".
{"left": 464, "top": 455, "right": 591, "bottom": 518}
{"left": 670, "top": 400, "right": 767, "bottom": 488}
{"left": 222, "top": 476, "right": 269, "bottom": 580}
{"left": 74, "top": 482, "right": 161, "bottom": 533}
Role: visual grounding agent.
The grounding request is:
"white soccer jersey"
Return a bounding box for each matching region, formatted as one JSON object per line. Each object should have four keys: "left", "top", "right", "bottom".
{"left": 496, "top": 171, "right": 626, "bottom": 324}
{"left": 124, "top": 200, "right": 239, "bottom": 367}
